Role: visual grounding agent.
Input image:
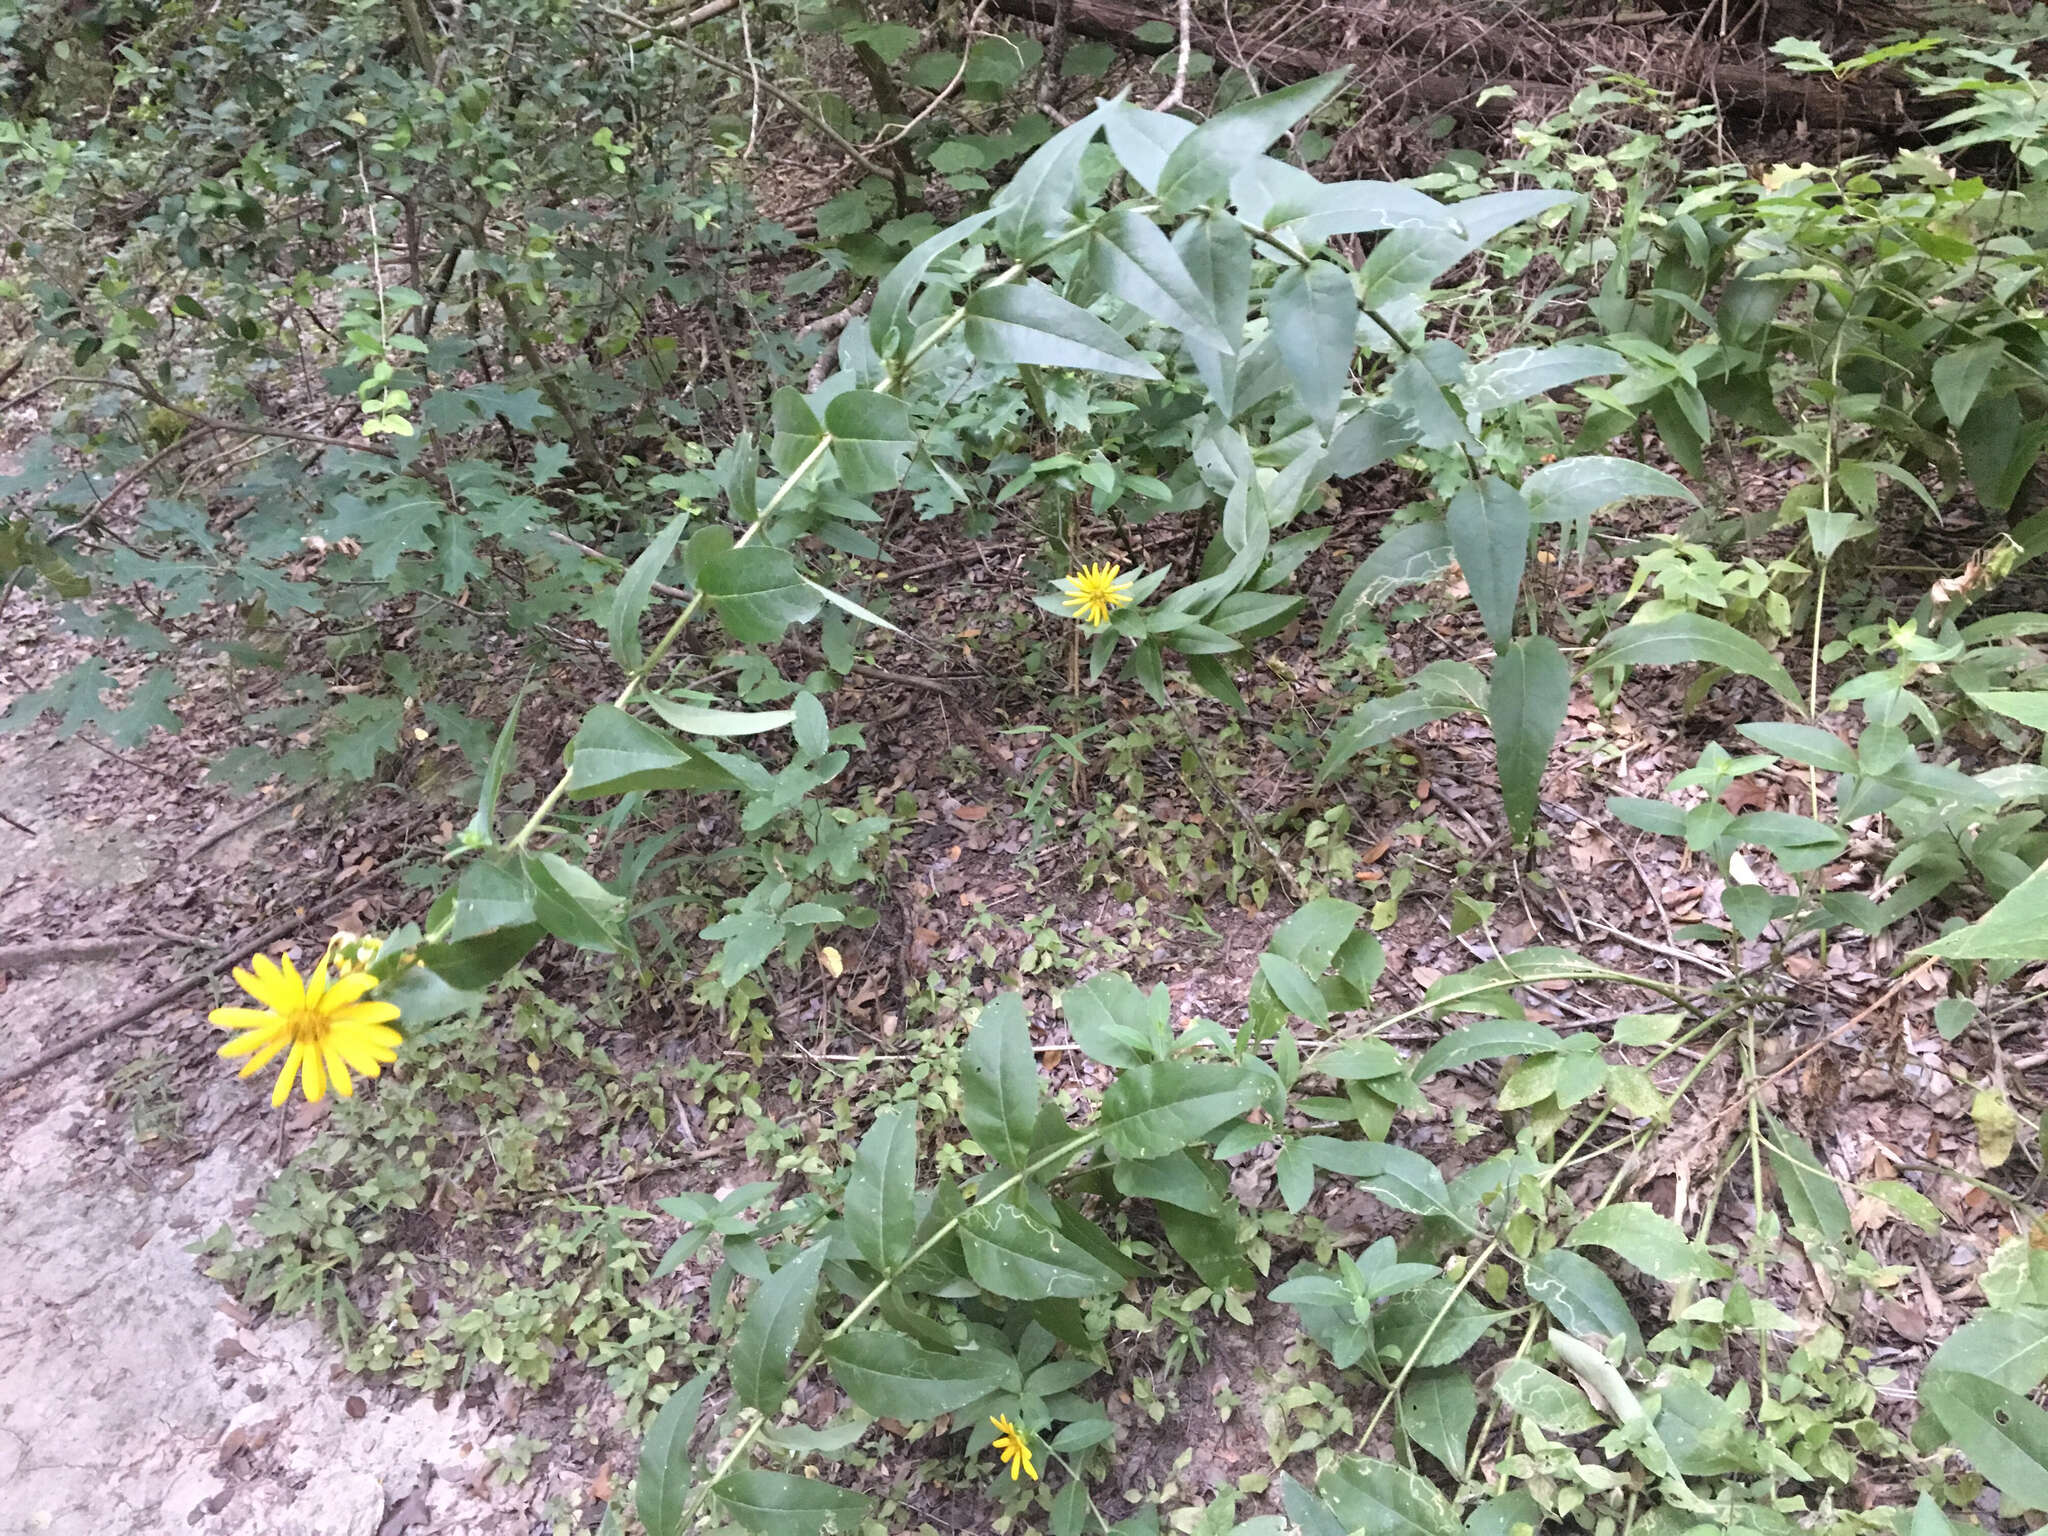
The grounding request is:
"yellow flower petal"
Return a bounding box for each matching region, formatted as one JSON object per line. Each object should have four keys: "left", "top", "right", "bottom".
{"left": 301, "top": 1042, "right": 329, "bottom": 1103}
{"left": 323, "top": 1041, "right": 354, "bottom": 1099}
{"left": 210, "top": 1006, "right": 278, "bottom": 1033}
{"left": 271, "top": 1041, "right": 306, "bottom": 1106}
{"left": 219, "top": 1023, "right": 287, "bottom": 1059}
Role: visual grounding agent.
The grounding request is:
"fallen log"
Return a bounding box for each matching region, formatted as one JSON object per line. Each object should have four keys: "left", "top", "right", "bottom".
{"left": 994, "top": 0, "right": 1911, "bottom": 136}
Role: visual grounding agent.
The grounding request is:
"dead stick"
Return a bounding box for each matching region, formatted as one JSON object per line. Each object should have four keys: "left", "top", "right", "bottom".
{"left": 0, "top": 877, "right": 382, "bottom": 1093}
{"left": 0, "top": 937, "right": 152, "bottom": 969}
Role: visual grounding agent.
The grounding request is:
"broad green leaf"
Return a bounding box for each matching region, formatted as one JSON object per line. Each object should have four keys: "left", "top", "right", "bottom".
{"left": 1173, "top": 213, "right": 1252, "bottom": 411}
{"left": 1362, "top": 189, "right": 1575, "bottom": 305}
{"left": 609, "top": 509, "right": 691, "bottom": 672}
{"left": 1317, "top": 1040, "right": 1406, "bottom": 1080}
{"left": 1461, "top": 345, "right": 1622, "bottom": 414}
{"left": 1269, "top": 261, "right": 1357, "bottom": 434}
{"left": 1090, "top": 207, "right": 1230, "bottom": 350}
{"left": 1520, "top": 455, "right": 1694, "bottom": 552}
{"left": 1269, "top": 897, "right": 1366, "bottom": 971}
{"left": 1295, "top": 1138, "right": 1454, "bottom": 1218}
{"left": 1318, "top": 687, "right": 1466, "bottom": 784}
{"left": 1445, "top": 477, "right": 1530, "bottom": 648}
{"left": 1918, "top": 859, "right": 2048, "bottom": 962}
{"left": 698, "top": 545, "right": 824, "bottom": 644}
{"left": 1321, "top": 402, "right": 1420, "bottom": 481}
{"left": 1282, "top": 1476, "right": 1351, "bottom": 1536}
{"left": 961, "top": 993, "right": 1042, "bottom": 1169}
{"left": 823, "top": 1328, "right": 1012, "bottom": 1420}
{"left": 1156, "top": 71, "right": 1350, "bottom": 211}
{"left": 768, "top": 387, "right": 826, "bottom": 475}
{"left": 524, "top": 851, "right": 625, "bottom": 952}
{"left": 964, "top": 281, "right": 1161, "bottom": 378}
{"left": 871, "top": 207, "right": 1001, "bottom": 355}
{"left": 1112, "top": 1149, "right": 1226, "bottom": 1215}
{"left": 1099, "top": 1061, "right": 1265, "bottom": 1159}
{"left": 1320, "top": 1455, "right": 1460, "bottom": 1536}
{"left": 961, "top": 1199, "right": 1124, "bottom": 1298}
{"left": 992, "top": 109, "right": 1102, "bottom": 256}
{"left": 1926, "top": 1312, "right": 2048, "bottom": 1395}
{"left": 1061, "top": 972, "right": 1155, "bottom": 1069}
{"left": 1379, "top": 1280, "right": 1503, "bottom": 1366}
{"left": 1968, "top": 690, "right": 2048, "bottom": 731}
{"left": 642, "top": 695, "right": 796, "bottom": 738}
{"left": 1493, "top": 1358, "right": 1602, "bottom": 1435}
{"left": 1732, "top": 810, "right": 1848, "bottom": 873}
{"left": 1933, "top": 339, "right": 2006, "bottom": 427}
{"left": 1258, "top": 952, "right": 1330, "bottom": 1025}
{"left": 1921, "top": 1370, "right": 2048, "bottom": 1512}
{"left": 636, "top": 1368, "right": 712, "bottom": 1536}
{"left": 730, "top": 1242, "right": 829, "bottom": 1412}
{"left": 823, "top": 390, "right": 912, "bottom": 495}
{"left": 1736, "top": 720, "right": 1856, "bottom": 772}
{"left": 1568, "top": 1202, "right": 1731, "bottom": 1282}
{"left": 1594, "top": 612, "right": 1802, "bottom": 709}
{"left": 1762, "top": 1113, "right": 1851, "bottom": 1245}
{"left": 713, "top": 1468, "right": 871, "bottom": 1536}
{"left": 1321, "top": 519, "right": 1454, "bottom": 644}
{"left": 1099, "top": 98, "right": 1195, "bottom": 193}
{"left": 563, "top": 705, "right": 744, "bottom": 798}
{"left": 846, "top": 1108, "right": 918, "bottom": 1272}
{"left": 1278, "top": 178, "right": 1454, "bottom": 241}
{"left": 1399, "top": 1369, "right": 1476, "bottom": 1474}
{"left": 1412, "top": 1018, "right": 1568, "bottom": 1080}
{"left": 1466, "top": 1491, "right": 1547, "bottom": 1536}
{"left": 1523, "top": 1248, "right": 1642, "bottom": 1352}
{"left": 1489, "top": 635, "right": 1569, "bottom": 843}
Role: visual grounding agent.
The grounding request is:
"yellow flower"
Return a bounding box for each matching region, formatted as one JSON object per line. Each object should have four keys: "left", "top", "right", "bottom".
{"left": 989, "top": 1414, "right": 1038, "bottom": 1482}
{"left": 323, "top": 929, "right": 383, "bottom": 976}
{"left": 210, "top": 951, "right": 402, "bottom": 1107}
{"left": 1057, "top": 562, "right": 1136, "bottom": 627}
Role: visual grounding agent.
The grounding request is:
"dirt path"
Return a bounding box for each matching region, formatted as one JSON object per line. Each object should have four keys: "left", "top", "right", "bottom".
{"left": 0, "top": 731, "right": 517, "bottom": 1533}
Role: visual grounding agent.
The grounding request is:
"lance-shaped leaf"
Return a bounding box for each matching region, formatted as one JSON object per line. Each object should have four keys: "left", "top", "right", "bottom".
{"left": 1156, "top": 71, "right": 1350, "bottom": 210}
{"left": 823, "top": 1328, "right": 1014, "bottom": 1420}
{"left": 871, "top": 207, "right": 1001, "bottom": 356}
{"left": 992, "top": 109, "right": 1102, "bottom": 256}
{"left": 609, "top": 508, "right": 691, "bottom": 671}
{"left": 1269, "top": 261, "right": 1358, "bottom": 436}
{"left": 730, "top": 1242, "right": 829, "bottom": 1411}
{"left": 824, "top": 390, "right": 912, "bottom": 495}
{"left": 1445, "top": 476, "right": 1531, "bottom": 649}
{"left": 1090, "top": 207, "right": 1231, "bottom": 350}
{"left": 964, "top": 281, "right": 1161, "bottom": 379}
{"left": 636, "top": 1368, "right": 714, "bottom": 1536}
{"left": 961, "top": 1199, "right": 1124, "bottom": 1298}
{"left": 1592, "top": 612, "right": 1802, "bottom": 709}
{"left": 563, "top": 705, "right": 745, "bottom": 798}
{"left": 1099, "top": 1061, "right": 1264, "bottom": 1159}
{"left": 1460, "top": 344, "right": 1623, "bottom": 414}
{"left": 698, "top": 545, "right": 825, "bottom": 644}
{"left": 845, "top": 1107, "right": 918, "bottom": 1272}
{"left": 712, "top": 1469, "right": 871, "bottom": 1536}
{"left": 1488, "top": 635, "right": 1570, "bottom": 843}
{"left": 768, "top": 387, "right": 825, "bottom": 476}
{"left": 960, "top": 993, "right": 1041, "bottom": 1169}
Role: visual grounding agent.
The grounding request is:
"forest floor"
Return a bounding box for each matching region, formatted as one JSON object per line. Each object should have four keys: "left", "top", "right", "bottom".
{"left": 2, "top": 397, "right": 2030, "bottom": 1534}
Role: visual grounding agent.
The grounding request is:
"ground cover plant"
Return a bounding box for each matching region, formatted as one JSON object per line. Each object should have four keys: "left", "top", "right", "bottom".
{"left": 7, "top": 2, "right": 2048, "bottom": 1534}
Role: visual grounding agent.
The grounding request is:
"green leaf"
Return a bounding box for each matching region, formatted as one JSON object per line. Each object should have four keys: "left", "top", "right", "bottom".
{"left": 871, "top": 208, "right": 1001, "bottom": 355}
{"left": 1322, "top": 520, "right": 1455, "bottom": 644}
{"left": 563, "top": 705, "right": 743, "bottom": 798}
{"left": 1493, "top": 1358, "right": 1602, "bottom": 1435}
{"left": 1111, "top": 1150, "right": 1226, "bottom": 1215}
{"left": 1489, "top": 635, "right": 1569, "bottom": 843}
{"left": 1521, "top": 455, "right": 1695, "bottom": 551}
{"left": 1732, "top": 810, "right": 1847, "bottom": 873}
{"left": 1309, "top": 1140, "right": 1454, "bottom": 1219}
{"left": 769, "top": 387, "right": 826, "bottom": 475}
{"left": 1156, "top": 71, "right": 1350, "bottom": 210}
{"left": 1933, "top": 339, "right": 2006, "bottom": 427}
{"left": 1277, "top": 178, "right": 1453, "bottom": 241}
{"left": 1462, "top": 345, "right": 1621, "bottom": 413}
{"left": 961, "top": 1199, "right": 1124, "bottom": 1298}
{"left": 1174, "top": 213, "right": 1253, "bottom": 409}
{"left": 1593, "top": 612, "right": 1803, "bottom": 709}
{"left": 1921, "top": 1370, "right": 2048, "bottom": 1512}
{"left": 524, "top": 851, "right": 625, "bottom": 952}
{"left": 1319, "top": 687, "right": 1466, "bottom": 784}
{"left": 1061, "top": 972, "right": 1156, "bottom": 1068}
{"left": 1269, "top": 261, "right": 1357, "bottom": 435}
{"left": 1466, "top": 1491, "right": 1547, "bottom": 1536}
{"left": 1090, "top": 207, "right": 1230, "bottom": 350}
{"left": 1735, "top": 721, "right": 1856, "bottom": 773}
{"left": 1523, "top": 1249, "right": 1642, "bottom": 1352}
{"left": 846, "top": 1108, "right": 918, "bottom": 1273}
{"left": 1918, "top": 859, "right": 2048, "bottom": 961}
{"left": 961, "top": 993, "right": 1042, "bottom": 1170}
{"left": 1099, "top": 99, "right": 1196, "bottom": 193}
{"left": 1258, "top": 952, "right": 1331, "bottom": 1025}
{"left": 1099, "top": 1061, "right": 1265, "bottom": 1159}
{"left": 1281, "top": 1476, "right": 1350, "bottom": 1536}
{"left": 730, "top": 1242, "right": 829, "bottom": 1412}
{"left": 964, "top": 280, "right": 1161, "bottom": 379}
{"left": 609, "top": 512, "right": 690, "bottom": 673}
{"left": 1568, "top": 1202, "right": 1731, "bottom": 1282}
{"left": 1445, "top": 477, "right": 1530, "bottom": 649}
{"left": 1400, "top": 1369, "right": 1476, "bottom": 1474}
{"left": 823, "top": 390, "right": 913, "bottom": 495}
{"left": 1319, "top": 1455, "right": 1460, "bottom": 1536}
{"left": 463, "top": 691, "right": 524, "bottom": 844}
{"left": 712, "top": 1469, "right": 871, "bottom": 1536}
{"left": 698, "top": 545, "right": 825, "bottom": 644}
{"left": 636, "top": 1368, "right": 713, "bottom": 1536}
{"left": 1967, "top": 690, "right": 2048, "bottom": 731}
{"left": 1412, "top": 1018, "right": 1567, "bottom": 1080}
{"left": 1762, "top": 1113, "right": 1852, "bottom": 1246}
{"left": 823, "top": 1328, "right": 1013, "bottom": 1420}
{"left": 992, "top": 109, "right": 1101, "bottom": 256}
{"left": 642, "top": 695, "right": 796, "bottom": 739}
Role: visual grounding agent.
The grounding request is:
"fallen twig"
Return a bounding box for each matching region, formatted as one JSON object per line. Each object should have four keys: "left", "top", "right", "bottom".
{"left": 0, "top": 936, "right": 153, "bottom": 970}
